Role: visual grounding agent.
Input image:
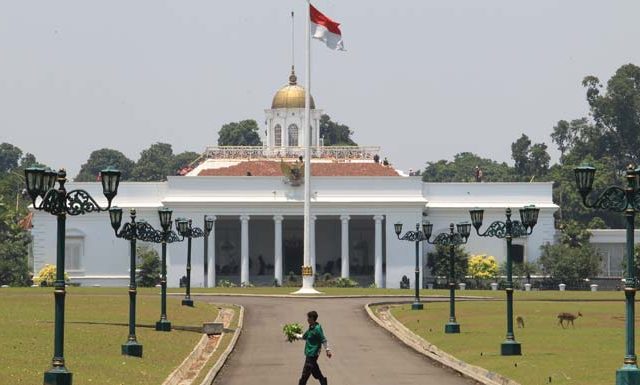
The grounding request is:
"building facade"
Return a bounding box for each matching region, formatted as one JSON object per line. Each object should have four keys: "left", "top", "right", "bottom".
{"left": 29, "top": 69, "right": 558, "bottom": 288}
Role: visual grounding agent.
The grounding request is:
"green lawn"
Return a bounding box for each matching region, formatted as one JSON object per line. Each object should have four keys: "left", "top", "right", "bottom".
{"left": 389, "top": 298, "right": 634, "bottom": 385}
{"left": 1, "top": 287, "right": 219, "bottom": 385}
{"left": 183, "top": 286, "right": 630, "bottom": 301}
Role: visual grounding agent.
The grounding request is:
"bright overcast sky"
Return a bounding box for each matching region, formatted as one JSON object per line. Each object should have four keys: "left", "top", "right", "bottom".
{"left": 1, "top": 0, "right": 638, "bottom": 176}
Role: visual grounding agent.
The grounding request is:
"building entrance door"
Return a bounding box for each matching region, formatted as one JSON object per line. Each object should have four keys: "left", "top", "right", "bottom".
{"left": 284, "top": 238, "right": 303, "bottom": 277}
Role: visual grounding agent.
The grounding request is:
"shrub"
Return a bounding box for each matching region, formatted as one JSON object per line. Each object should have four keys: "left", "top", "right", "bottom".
{"left": 426, "top": 244, "right": 469, "bottom": 281}
{"left": 218, "top": 279, "right": 237, "bottom": 288}
{"left": 284, "top": 271, "right": 299, "bottom": 287}
{"left": 33, "top": 264, "right": 69, "bottom": 286}
{"left": 468, "top": 254, "right": 498, "bottom": 279}
{"left": 539, "top": 220, "right": 601, "bottom": 286}
{"left": 136, "top": 244, "right": 160, "bottom": 287}
{"left": 241, "top": 281, "right": 255, "bottom": 288}
{"left": 333, "top": 277, "right": 359, "bottom": 288}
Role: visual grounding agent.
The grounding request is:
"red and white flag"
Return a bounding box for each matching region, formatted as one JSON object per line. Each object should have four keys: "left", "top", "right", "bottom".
{"left": 310, "top": 4, "right": 345, "bottom": 51}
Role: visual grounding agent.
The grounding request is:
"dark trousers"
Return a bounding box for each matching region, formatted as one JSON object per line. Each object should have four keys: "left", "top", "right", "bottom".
{"left": 298, "top": 355, "right": 327, "bottom": 385}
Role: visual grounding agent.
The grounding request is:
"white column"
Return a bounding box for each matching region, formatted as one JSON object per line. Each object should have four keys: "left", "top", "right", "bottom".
{"left": 208, "top": 216, "right": 217, "bottom": 288}
{"left": 340, "top": 215, "right": 350, "bottom": 278}
{"left": 273, "top": 215, "right": 283, "bottom": 286}
{"left": 374, "top": 215, "right": 384, "bottom": 288}
{"left": 240, "top": 215, "right": 250, "bottom": 285}
{"left": 310, "top": 215, "right": 317, "bottom": 283}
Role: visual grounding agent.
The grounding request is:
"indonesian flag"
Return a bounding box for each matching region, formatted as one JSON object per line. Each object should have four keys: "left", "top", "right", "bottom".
{"left": 310, "top": 4, "right": 345, "bottom": 51}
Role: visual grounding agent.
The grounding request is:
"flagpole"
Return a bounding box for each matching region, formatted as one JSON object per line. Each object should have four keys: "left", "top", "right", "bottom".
{"left": 294, "top": 0, "right": 320, "bottom": 294}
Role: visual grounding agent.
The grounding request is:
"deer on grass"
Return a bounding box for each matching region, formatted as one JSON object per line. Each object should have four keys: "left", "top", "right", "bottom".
{"left": 557, "top": 312, "right": 582, "bottom": 328}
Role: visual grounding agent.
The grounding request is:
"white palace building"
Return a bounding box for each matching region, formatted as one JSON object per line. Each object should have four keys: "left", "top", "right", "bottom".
{"left": 30, "top": 68, "right": 558, "bottom": 288}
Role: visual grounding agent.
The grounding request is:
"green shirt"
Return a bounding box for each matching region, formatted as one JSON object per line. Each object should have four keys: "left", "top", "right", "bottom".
{"left": 302, "top": 323, "right": 327, "bottom": 357}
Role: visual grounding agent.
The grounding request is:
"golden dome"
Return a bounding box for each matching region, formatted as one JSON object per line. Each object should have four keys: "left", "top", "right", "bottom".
{"left": 271, "top": 67, "right": 315, "bottom": 109}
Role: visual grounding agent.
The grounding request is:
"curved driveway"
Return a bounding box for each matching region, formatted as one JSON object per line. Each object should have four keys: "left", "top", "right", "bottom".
{"left": 199, "top": 295, "right": 477, "bottom": 385}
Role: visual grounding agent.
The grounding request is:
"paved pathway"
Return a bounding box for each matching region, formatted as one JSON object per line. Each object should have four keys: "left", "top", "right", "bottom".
{"left": 198, "top": 295, "right": 477, "bottom": 385}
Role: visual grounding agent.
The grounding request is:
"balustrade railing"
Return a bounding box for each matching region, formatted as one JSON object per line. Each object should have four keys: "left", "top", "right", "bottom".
{"left": 201, "top": 146, "right": 380, "bottom": 161}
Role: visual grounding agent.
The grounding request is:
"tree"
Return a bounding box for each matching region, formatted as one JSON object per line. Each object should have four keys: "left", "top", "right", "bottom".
{"left": 511, "top": 134, "right": 531, "bottom": 176}
{"left": 582, "top": 64, "right": 640, "bottom": 169}
{"left": 422, "top": 152, "right": 516, "bottom": 182}
{"left": 511, "top": 134, "right": 550, "bottom": 179}
{"left": 75, "top": 148, "right": 135, "bottom": 181}
{"left": 217, "top": 120, "right": 262, "bottom": 146}
{"left": 319, "top": 114, "right": 357, "bottom": 146}
{"left": 136, "top": 244, "right": 160, "bottom": 287}
{"left": 538, "top": 221, "right": 601, "bottom": 286}
{"left": 131, "top": 143, "right": 175, "bottom": 181}
{"left": 528, "top": 143, "right": 551, "bottom": 177}
{"left": 549, "top": 155, "right": 622, "bottom": 227}
{"left": 0, "top": 198, "right": 30, "bottom": 286}
{"left": 172, "top": 151, "right": 200, "bottom": 174}
{"left": 426, "top": 244, "right": 469, "bottom": 283}
{"left": 0, "top": 142, "right": 23, "bottom": 173}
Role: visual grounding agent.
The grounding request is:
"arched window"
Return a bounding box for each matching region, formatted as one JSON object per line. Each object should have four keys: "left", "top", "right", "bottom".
{"left": 274, "top": 125, "right": 282, "bottom": 147}
{"left": 288, "top": 124, "right": 299, "bottom": 147}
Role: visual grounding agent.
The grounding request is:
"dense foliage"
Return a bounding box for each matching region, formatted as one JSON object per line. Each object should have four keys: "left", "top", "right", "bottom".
{"left": 426, "top": 244, "right": 469, "bottom": 282}
{"left": 468, "top": 254, "right": 499, "bottom": 281}
{"left": 136, "top": 244, "right": 161, "bottom": 287}
{"left": 217, "top": 119, "right": 263, "bottom": 146}
{"left": 538, "top": 221, "right": 602, "bottom": 285}
{"left": 319, "top": 114, "right": 357, "bottom": 146}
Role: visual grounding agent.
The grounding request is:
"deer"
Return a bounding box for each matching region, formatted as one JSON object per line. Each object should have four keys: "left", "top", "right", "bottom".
{"left": 557, "top": 312, "right": 582, "bottom": 328}
{"left": 516, "top": 316, "right": 525, "bottom": 328}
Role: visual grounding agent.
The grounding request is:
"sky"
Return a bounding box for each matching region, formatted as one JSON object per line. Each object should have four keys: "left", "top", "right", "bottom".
{"left": 1, "top": 0, "right": 639, "bottom": 177}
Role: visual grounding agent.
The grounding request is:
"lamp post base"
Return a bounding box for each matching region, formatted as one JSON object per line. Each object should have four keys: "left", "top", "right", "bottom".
{"left": 501, "top": 340, "right": 522, "bottom": 356}
{"left": 121, "top": 341, "right": 143, "bottom": 357}
{"left": 292, "top": 275, "right": 322, "bottom": 295}
{"left": 44, "top": 367, "right": 72, "bottom": 385}
{"left": 411, "top": 302, "right": 423, "bottom": 310}
{"left": 155, "top": 320, "right": 172, "bottom": 332}
{"left": 444, "top": 322, "right": 460, "bottom": 334}
{"left": 181, "top": 298, "right": 194, "bottom": 307}
{"left": 616, "top": 364, "right": 640, "bottom": 385}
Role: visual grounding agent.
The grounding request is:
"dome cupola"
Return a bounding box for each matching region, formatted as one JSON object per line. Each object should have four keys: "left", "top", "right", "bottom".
{"left": 271, "top": 67, "right": 315, "bottom": 109}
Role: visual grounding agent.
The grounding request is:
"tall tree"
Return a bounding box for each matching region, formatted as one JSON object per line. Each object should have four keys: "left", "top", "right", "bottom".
{"left": 511, "top": 134, "right": 532, "bottom": 176}
{"left": 422, "top": 152, "right": 516, "bottom": 182}
{"left": 0, "top": 143, "right": 23, "bottom": 173}
{"left": 528, "top": 143, "right": 551, "bottom": 177}
{"left": 319, "top": 114, "right": 357, "bottom": 146}
{"left": 510, "top": 134, "right": 550, "bottom": 179}
{"left": 75, "top": 148, "right": 135, "bottom": 182}
{"left": 131, "top": 143, "right": 175, "bottom": 181}
{"left": 582, "top": 63, "right": 640, "bottom": 168}
{"left": 217, "top": 120, "right": 263, "bottom": 146}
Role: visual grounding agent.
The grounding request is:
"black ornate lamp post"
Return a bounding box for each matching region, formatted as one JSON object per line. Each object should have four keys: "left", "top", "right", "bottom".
{"left": 575, "top": 164, "right": 640, "bottom": 384}
{"left": 152, "top": 208, "right": 183, "bottom": 331}
{"left": 25, "top": 167, "right": 120, "bottom": 385}
{"left": 175, "top": 218, "right": 205, "bottom": 306}
{"left": 423, "top": 222, "right": 471, "bottom": 333}
{"left": 108, "top": 207, "right": 160, "bottom": 357}
{"left": 203, "top": 215, "right": 214, "bottom": 288}
{"left": 468, "top": 205, "right": 539, "bottom": 356}
{"left": 394, "top": 222, "right": 433, "bottom": 310}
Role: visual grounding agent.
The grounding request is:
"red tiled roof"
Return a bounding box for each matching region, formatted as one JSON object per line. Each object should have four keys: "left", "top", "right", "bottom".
{"left": 197, "top": 161, "right": 399, "bottom": 177}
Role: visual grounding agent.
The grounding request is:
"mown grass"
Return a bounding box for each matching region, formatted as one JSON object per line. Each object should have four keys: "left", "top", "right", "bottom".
{"left": 183, "top": 286, "right": 630, "bottom": 301}
{"left": 389, "top": 299, "right": 634, "bottom": 385}
{"left": 1, "top": 287, "right": 219, "bottom": 385}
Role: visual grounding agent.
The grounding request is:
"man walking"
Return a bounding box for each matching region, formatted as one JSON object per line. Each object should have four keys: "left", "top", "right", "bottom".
{"left": 295, "top": 310, "right": 331, "bottom": 385}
